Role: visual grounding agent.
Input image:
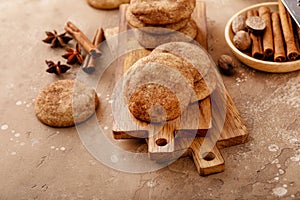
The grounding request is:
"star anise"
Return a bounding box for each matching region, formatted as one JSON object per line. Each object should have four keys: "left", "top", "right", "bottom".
{"left": 42, "top": 30, "right": 73, "bottom": 48}
{"left": 62, "top": 43, "right": 84, "bottom": 65}
{"left": 45, "top": 60, "right": 71, "bottom": 75}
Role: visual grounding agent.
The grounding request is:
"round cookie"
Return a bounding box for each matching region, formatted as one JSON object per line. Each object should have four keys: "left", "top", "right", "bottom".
{"left": 126, "top": 7, "right": 190, "bottom": 35}
{"left": 191, "top": 69, "right": 217, "bottom": 102}
{"left": 141, "top": 52, "right": 195, "bottom": 87}
{"left": 135, "top": 20, "right": 198, "bottom": 49}
{"left": 130, "top": 0, "right": 196, "bottom": 25}
{"left": 34, "top": 80, "right": 99, "bottom": 127}
{"left": 152, "top": 42, "right": 213, "bottom": 82}
{"left": 128, "top": 83, "right": 181, "bottom": 122}
{"left": 124, "top": 57, "right": 193, "bottom": 122}
{"left": 87, "top": 0, "right": 130, "bottom": 9}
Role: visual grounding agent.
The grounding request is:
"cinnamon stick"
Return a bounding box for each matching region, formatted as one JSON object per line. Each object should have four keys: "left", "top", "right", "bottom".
{"left": 297, "top": 26, "right": 300, "bottom": 42}
{"left": 272, "top": 12, "right": 286, "bottom": 62}
{"left": 297, "top": 26, "right": 300, "bottom": 56}
{"left": 65, "top": 21, "right": 102, "bottom": 58}
{"left": 258, "top": 6, "right": 274, "bottom": 58}
{"left": 247, "top": 10, "right": 264, "bottom": 60}
{"left": 82, "top": 28, "right": 104, "bottom": 73}
{"left": 278, "top": 0, "right": 299, "bottom": 61}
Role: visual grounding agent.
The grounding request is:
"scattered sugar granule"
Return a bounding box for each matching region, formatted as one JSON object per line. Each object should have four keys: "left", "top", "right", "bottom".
{"left": 272, "top": 187, "right": 287, "bottom": 197}
{"left": 14, "top": 133, "right": 20, "bottom": 138}
{"left": 1, "top": 124, "right": 9, "bottom": 130}
{"left": 268, "top": 144, "right": 279, "bottom": 152}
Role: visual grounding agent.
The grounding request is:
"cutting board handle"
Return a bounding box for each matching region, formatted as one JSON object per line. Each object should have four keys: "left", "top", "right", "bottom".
{"left": 148, "top": 126, "right": 175, "bottom": 160}
{"left": 190, "top": 138, "right": 225, "bottom": 176}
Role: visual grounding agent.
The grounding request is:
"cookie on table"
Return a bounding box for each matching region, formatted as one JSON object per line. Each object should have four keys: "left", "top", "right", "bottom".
{"left": 130, "top": 0, "right": 196, "bottom": 25}
{"left": 34, "top": 80, "right": 99, "bottom": 127}
{"left": 126, "top": 6, "right": 190, "bottom": 35}
{"left": 135, "top": 20, "right": 198, "bottom": 49}
{"left": 87, "top": 0, "right": 130, "bottom": 9}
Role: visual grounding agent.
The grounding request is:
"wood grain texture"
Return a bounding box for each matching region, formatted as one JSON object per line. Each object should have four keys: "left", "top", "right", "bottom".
{"left": 192, "top": 1, "right": 207, "bottom": 50}
{"left": 113, "top": 1, "right": 249, "bottom": 176}
{"left": 113, "top": 97, "right": 212, "bottom": 139}
{"left": 191, "top": 138, "right": 225, "bottom": 176}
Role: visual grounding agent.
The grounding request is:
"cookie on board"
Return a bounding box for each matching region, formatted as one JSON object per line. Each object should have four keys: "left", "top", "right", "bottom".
{"left": 126, "top": 6, "right": 190, "bottom": 35}
{"left": 140, "top": 52, "right": 195, "bottom": 87}
{"left": 135, "top": 20, "right": 198, "bottom": 49}
{"left": 128, "top": 83, "right": 182, "bottom": 122}
{"left": 191, "top": 69, "right": 217, "bottom": 102}
{"left": 130, "top": 0, "right": 196, "bottom": 25}
{"left": 124, "top": 57, "right": 193, "bottom": 122}
{"left": 152, "top": 42, "right": 213, "bottom": 82}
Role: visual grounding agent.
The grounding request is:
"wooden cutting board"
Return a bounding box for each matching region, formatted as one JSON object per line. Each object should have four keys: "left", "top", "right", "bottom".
{"left": 112, "top": 2, "right": 249, "bottom": 176}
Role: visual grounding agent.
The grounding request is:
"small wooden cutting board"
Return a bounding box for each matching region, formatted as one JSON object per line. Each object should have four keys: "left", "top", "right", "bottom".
{"left": 112, "top": 1, "right": 249, "bottom": 176}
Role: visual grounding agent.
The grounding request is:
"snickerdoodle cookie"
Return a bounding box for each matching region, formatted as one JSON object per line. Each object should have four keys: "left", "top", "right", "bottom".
{"left": 130, "top": 0, "right": 196, "bottom": 25}
{"left": 128, "top": 83, "right": 182, "bottom": 122}
{"left": 124, "top": 57, "right": 193, "bottom": 122}
{"left": 152, "top": 42, "right": 212, "bottom": 82}
{"left": 87, "top": 0, "right": 130, "bottom": 9}
{"left": 140, "top": 52, "right": 195, "bottom": 87}
{"left": 191, "top": 69, "right": 217, "bottom": 102}
{"left": 34, "top": 80, "right": 99, "bottom": 127}
{"left": 126, "top": 6, "right": 190, "bottom": 34}
{"left": 152, "top": 42, "right": 217, "bottom": 102}
{"left": 135, "top": 20, "right": 198, "bottom": 49}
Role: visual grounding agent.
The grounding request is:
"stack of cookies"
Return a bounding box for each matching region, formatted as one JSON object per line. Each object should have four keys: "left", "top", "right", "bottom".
{"left": 123, "top": 42, "right": 216, "bottom": 123}
{"left": 126, "top": 0, "right": 198, "bottom": 49}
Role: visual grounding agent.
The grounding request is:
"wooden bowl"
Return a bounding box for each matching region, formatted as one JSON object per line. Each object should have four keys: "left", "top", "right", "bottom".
{"left": 225, "top": 2, "right": 300, "bottom": 73}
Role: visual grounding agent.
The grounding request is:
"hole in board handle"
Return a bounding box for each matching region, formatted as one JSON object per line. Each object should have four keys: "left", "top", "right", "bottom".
{"left": 155, "top": 138, "right": 168, "bottom": 146}
{"left": 202, "top": 152, "right": 215, "bottom": 161}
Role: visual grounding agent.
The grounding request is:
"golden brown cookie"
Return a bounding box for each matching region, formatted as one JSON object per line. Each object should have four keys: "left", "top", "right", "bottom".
{"left": 191, "top": 69, "right": 217, "bottom": 102}
{"left": 141, "top": 52, "right": 195, "bottom": 87}
{"left": 87, "top": 0, "right": 130, "bottom": 9}
{"left": 124, "top": 57, "right": 193, "bottom": 122}
{"left": 130, "top": 0, "right": 196, "bottom": 25}
{"left": 135, "top": 20, "right": 198, "bottom": 49}
{"left": 34, "top": 80, "right": 99, "bottom": 127}
{"left": 128, "top": 83, "right": 182, "bottom": 122}
{"left": 152, "top": 42, "right": 213, "bottom": 82}
{"left": 126, "top": 6, "right": 190, "bottom": 34}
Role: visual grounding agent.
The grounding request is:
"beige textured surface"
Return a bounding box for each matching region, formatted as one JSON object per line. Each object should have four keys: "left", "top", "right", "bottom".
{"left": 34, "top": 80, "right": 99, "bottom": 127}
{"left": 0, "top": 0, "right": 299, "bottom": 199}
{"left": 130, "top": 0, "right": 195, "bottom": 25}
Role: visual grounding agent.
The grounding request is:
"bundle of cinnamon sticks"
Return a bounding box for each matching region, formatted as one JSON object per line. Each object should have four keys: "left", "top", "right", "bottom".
{"left": 64, "top": 21, "right": 105, "bottom": 73}
{"left": 233, "top": 0, "right": 300, "bottom": 62}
